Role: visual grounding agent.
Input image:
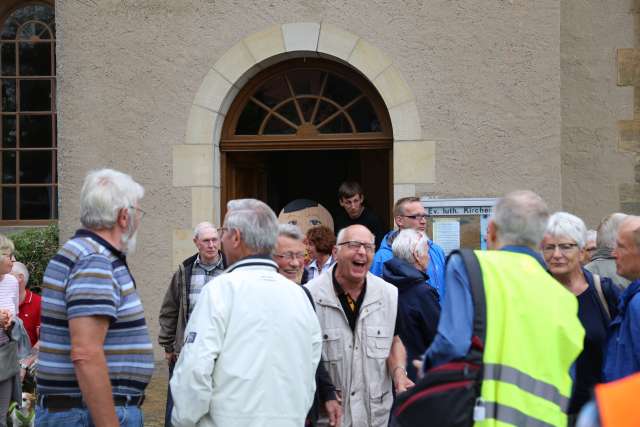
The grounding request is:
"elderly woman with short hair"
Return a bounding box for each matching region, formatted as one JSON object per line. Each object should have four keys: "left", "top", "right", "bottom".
{"left": 382, "top": 229, "right": 440, "bottom": 381}
{"left": 542, "top": 212, "right": 620, "bottom": 423}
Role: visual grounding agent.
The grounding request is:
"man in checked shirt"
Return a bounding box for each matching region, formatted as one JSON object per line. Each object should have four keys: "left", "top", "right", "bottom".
{"left": 158, "top": 221, "right": 226, "bottom": 427}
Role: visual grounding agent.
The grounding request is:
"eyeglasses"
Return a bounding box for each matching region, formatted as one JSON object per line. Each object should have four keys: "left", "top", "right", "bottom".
{"left": 217, "top": 227, "right": 229, "bottom": 236}
{"left": 337, "top": 241, "right": 375, "bottom": 252}
{"left": 542, "top": 243, "right": 579, "bottom": 255}
{"left": 401, "top": 214, "right": 428, "bottom": 220}
{"left": 273, "top": 252, "right": 305, "bottom": 261}
{"left": 1, "top": 252, "right": 15, "bottom": 261}
{"left": 129, "top": 206, "right": 146, "bottom": 220}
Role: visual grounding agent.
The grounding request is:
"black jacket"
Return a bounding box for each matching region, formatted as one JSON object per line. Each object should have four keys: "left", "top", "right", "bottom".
{"left": 382, "top": 257, "right": 441, "bottom": 381}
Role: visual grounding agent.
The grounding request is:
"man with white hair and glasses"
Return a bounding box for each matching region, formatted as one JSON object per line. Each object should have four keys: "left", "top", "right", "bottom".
{"left": 36, "top": 168, "right": 153, "bottom": 427}
{"left": 170, "top": 199, "right": 322, "bottom": 427}
{"left": 159, "top": 222, "right": 226, "bottom": 427}
{"left": 273, "top": 223, "right": 343, "bottom": 427}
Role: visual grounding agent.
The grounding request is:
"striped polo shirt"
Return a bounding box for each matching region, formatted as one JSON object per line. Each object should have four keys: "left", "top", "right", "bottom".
{"left": 37, "top": 229, "right": 154, "bottom": 397}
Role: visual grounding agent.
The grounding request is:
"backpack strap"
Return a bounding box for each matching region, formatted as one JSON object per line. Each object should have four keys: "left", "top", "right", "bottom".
{"left": 593, "top": 273, "right": 611, "bottom": 324}
{"left": 449, "top": 249, "right": 487, "bottom": 363}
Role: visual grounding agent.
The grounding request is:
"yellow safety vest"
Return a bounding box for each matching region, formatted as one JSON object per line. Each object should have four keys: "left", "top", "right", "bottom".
{"left": 473, "top": 250, "right": 585, "bottom": 427}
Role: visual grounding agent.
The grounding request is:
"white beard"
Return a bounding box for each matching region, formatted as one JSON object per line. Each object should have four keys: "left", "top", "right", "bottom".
{"left": 120, "top": 217, "right": 139, "bottom": 255}
{"left": 121, "top": 231, "right": 137, "bottom": 255}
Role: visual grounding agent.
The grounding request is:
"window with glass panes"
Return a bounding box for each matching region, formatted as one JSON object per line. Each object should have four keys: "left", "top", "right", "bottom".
{"left": 0, "top": 3, "right": 56, "bottom": 223}
{"left": 222, "top": 59, "right": 392, "bottom": 152}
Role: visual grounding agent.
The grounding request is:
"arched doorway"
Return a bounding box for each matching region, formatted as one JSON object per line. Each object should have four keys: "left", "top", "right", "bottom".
{"left": 221, "top": 58, "right": 393, "bottom": 227}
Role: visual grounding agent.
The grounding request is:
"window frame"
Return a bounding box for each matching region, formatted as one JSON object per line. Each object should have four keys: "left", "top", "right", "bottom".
{"left": 0, "top": 0, "right": 57, "bottom": 226}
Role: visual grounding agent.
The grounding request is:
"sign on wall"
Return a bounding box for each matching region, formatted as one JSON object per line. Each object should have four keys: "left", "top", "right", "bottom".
{"left": 421, "top": 198, "right": 497, "bottom": 254}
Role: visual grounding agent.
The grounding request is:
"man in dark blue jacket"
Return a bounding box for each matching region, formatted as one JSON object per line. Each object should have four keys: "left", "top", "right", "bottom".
{"left": 603, "top": 215, "right": 640, "bottom": 382}
{"left": 382, "top": 229, "right": 440, "bottom": 381}
{"left": 371, "top": 197, "right": 446, "bottom": 299}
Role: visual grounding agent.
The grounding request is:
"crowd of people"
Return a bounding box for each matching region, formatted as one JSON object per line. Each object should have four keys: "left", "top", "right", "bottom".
{"left": 1, "top": 168, "right": 639, "bottom": 427}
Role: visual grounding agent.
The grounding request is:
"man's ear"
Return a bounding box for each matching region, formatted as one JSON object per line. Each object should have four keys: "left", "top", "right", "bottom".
{"left": 332, "top": 245, "right": 339, "bottom": 259}
{"left": 116, "top": 207, "right": 129, "bottom": 229}
{"left": 486, "top": 220, "right": 498, "bottom": 249}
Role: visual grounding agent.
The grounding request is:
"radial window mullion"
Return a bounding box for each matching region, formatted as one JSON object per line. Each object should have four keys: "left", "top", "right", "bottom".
{"left": 314, "top": 98, "right": 347, "bottom": 129}
{"left": 309, "top": 73, "right": 328, "bottom": 125}
{"left": 284, "top": 75, "right": 305, "bottom": 124}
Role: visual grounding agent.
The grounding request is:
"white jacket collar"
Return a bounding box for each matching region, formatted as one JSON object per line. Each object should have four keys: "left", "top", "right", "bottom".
{"left": 226, "top": 255, "right": 278, "bottom": 273}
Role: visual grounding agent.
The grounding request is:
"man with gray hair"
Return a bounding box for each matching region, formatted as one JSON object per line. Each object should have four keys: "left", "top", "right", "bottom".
{"left": 36, "top": 168, "right": 153, "bottom": 426}
{"left": 582, "top": 229, "right": 597, "bottom": 265}
{"left": 12, "top": 261, "right": 39, "bottom": 348}
{"left": 602, "top": 215, "right": 640, "bottom": 381}
{"left": 170, "top": 199, "right": 322, "bottom": 427}
{"left": 158, "top": 221, "right": 226, "bottom": 427}
{"left": 274, "top": 223, "right": 308, "bottom": 284}
{"left": 273, "top": 223, "right": 343, "bottom": 427}
{"left": 586, "top": 213, "right": 629, "bottom": 288}
{"left": 419, "top": 190, "right": 584, "bottom": 427}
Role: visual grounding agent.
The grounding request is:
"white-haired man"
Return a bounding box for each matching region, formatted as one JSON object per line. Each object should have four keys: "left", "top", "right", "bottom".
{"left": 170, "top": 199, "right": 322, "bottom": 427}
{"left": 306, "top": 224, "right": 414, "bottom": 427}
{"left": 370, "top": 197, "right": 446, "bottom": 299}
{"left": 36, "top": 169, "right": 153, "bottom": 427}
{"left": 12, "top": 261, "right": 40, "bottom": 382}
{"left": 12, "top": 262, "right": 39, "bottom": 348}
{"left": 585, "top": 213, "right": 630, "bottom": 288}
{"left": 274, "top": 224, "right": 343, "bottom": 427}
{"left": 159, "top": 222, "right": 226, "bottom": 427}
{"left": 421, "top": 190, "right": 584, "bottom": 427}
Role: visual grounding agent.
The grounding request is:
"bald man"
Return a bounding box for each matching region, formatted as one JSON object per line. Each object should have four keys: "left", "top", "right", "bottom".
{"left": 603, "top": 216, "right": 640, "bottom": 382}
{"left": 305, "top": 224, "right": 412, "bottom": 427}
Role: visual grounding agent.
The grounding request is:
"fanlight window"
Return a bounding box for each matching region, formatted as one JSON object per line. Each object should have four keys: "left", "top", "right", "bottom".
{"left": 0, "top": 3, "right": 57, "bottom": 222}
{"left": 234, "top": 69, "right": 384, "bottom": 136}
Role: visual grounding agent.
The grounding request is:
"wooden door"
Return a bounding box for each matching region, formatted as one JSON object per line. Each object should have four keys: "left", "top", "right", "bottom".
{"left": 221, "top": 152, "right": 268, "bottom": 217}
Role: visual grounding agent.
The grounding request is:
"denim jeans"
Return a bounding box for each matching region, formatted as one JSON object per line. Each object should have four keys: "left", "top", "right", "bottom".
{"left": 164, "top": 360, "right": 175, "bottom": 427}
{"left": 35, "top": 404, "right": 143, "bottom": 427}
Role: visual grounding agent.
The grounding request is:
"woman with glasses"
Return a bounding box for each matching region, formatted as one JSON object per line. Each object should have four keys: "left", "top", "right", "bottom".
{"left": 542, "top": 212, "right": 620, "bottom": 425}
{"left": 0, "top": 234, "right": 19, "bottom": 427}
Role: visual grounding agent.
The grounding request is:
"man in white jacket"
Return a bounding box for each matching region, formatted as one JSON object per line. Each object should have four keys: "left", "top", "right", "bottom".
{"left": 170, "top": 199, "right": 322, "bottom": 427}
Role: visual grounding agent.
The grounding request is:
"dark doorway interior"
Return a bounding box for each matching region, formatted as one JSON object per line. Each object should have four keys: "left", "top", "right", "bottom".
{"left": 223, "top": 149, "right": 391, "bottom": 230}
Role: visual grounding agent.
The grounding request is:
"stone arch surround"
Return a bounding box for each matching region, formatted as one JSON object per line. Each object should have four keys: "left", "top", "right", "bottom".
{"left": 171, "top": 22, "right": 435, "bottom": 264}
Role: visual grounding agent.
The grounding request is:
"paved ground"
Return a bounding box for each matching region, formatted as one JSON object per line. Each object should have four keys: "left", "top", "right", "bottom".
{"left": 143, "top": 362, "right": 169, "bottom": 426}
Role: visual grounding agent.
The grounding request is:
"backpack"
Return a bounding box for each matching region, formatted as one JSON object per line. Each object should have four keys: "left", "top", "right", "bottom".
{"left": 392, "top": 249, "right": 486, "bottom": 427}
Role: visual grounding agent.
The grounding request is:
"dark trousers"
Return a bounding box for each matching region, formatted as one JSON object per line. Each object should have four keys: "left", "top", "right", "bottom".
{"left": 164, "top": 361, "right": 175, "bottom": 427}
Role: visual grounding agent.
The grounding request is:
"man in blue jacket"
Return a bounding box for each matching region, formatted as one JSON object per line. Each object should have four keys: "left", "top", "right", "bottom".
{"left": 603, "top": 215, "right": 640, "bottom": 382}
{"left": 370, "top": 197, "right": 446, "bottom": 299}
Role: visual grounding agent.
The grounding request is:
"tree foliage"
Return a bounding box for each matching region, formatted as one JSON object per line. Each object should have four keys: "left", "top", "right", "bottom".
{"left": 10, "top": 224, "right": 59, "bottom": 292}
